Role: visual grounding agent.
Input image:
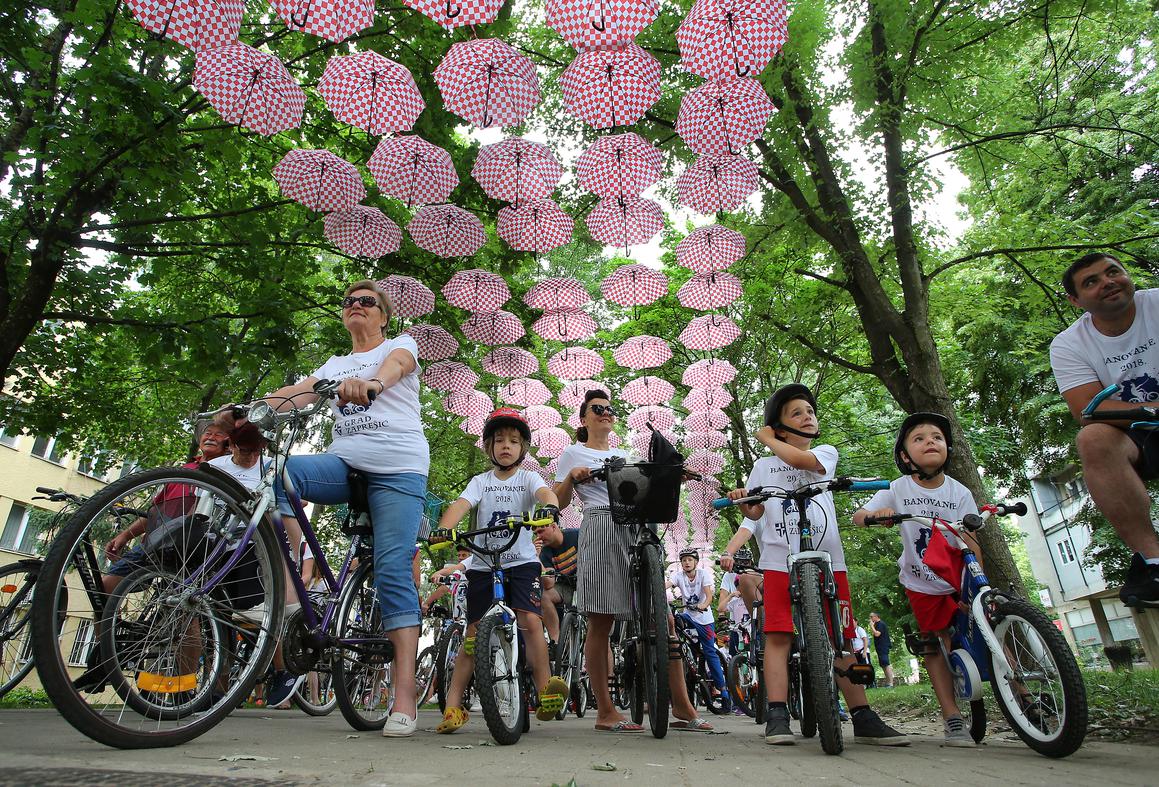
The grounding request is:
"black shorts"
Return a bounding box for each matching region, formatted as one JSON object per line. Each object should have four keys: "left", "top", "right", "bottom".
{"left": 465, "top": 563, "right": 542, "bottom": 624}
{"left": 876, "top": 646, "right": 891, "bottom": 667}
{"left": 1127, "top": 427, "right": 1159, "bottom": 481}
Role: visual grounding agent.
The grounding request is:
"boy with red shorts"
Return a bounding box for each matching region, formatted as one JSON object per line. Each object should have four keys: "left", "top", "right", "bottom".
{"left": 721, "top": 384, "right": 907, "bottom": 747}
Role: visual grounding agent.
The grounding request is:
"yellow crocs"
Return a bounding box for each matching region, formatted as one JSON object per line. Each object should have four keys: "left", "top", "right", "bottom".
{"left": 536, "top": 676, "right": 569, "bottom": 721}
{"left": 436, "top": 706, "right": 469, "bottom": 733}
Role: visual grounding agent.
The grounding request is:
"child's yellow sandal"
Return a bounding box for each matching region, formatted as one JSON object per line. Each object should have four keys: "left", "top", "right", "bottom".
{"left": 536, "top": 676, "right": 569, "bottom": 721}
{"left": 436, "top": 706, "right": 469, "bottom": 733}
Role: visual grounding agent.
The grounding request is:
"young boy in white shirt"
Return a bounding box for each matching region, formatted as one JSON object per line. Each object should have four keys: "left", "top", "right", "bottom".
{"left": 667, "top": 548, "right": 730, "bottom": 712}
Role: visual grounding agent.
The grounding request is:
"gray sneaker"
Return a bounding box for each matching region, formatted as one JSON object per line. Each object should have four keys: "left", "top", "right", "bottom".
{"left": 943, "top": 716, "right": 976, "bottom": 747}
{"left": 764, "top": 706, "right": 795, "bottom": 745}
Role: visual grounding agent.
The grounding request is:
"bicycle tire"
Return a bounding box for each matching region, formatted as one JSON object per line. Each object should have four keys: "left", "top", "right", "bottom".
{"left": 571, "top": 675, "right": 588, "bottom": 718}
{"left": 799, "top": 660, "right": 817, "bottom": 738}
{"left": 754, "top": 609, "right": 766, "bottom": 725}
{"left": 436, "top": 622, "right": 462, "bottom": 714}
{"left": 333, "top": 562, "right": 394, "bottom": 731}
{"left": 555, "top": 611, "right": 575, "bottom": 720}
{"left": 474, "top": 611, "right": 525, "bottom": 745}
{"left": 987, "top": 596, "right": 1087, "bottom": 758}
{"left": 0, "top": 562, "right": 38, "bottom": 698}
{"left": 728, "top": 652, "right": 754, "bottom": 717}
{"left": 416, "top": 645, "right": 438, "bottom": 707}
{"left": 30, "top": 466, "right": 283, "bottom": 749}
{"left": 292, "top": 669, "right": 337, "bottom": 716}
{"left": 638, "top": 542, "right": 670, "bottom": 739}
{"left": 798, "top": 561, "right": 843, "bottom": 755}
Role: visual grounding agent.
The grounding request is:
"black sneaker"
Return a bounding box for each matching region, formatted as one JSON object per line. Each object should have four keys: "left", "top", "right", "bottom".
{"left": 764, "top": 706, "right": 795, "bottom": 745}
{"left": 1119, "top": 553, "right": 1159, "bottom": 608}
{"left": 265, "top": 670, "right": 303, "bottom": 708}
{"left": 852, "top": 707, "right": 910, "bottom": 746}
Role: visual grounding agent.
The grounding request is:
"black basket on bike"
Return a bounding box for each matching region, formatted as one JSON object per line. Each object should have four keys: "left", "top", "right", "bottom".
{"left": 604, "top": 461, "right": 684, "bottom": 525}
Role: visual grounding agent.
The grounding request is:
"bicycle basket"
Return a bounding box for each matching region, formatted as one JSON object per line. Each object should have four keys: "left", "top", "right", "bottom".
{"left": 605, "top": 461, "right": 683, "bottom": 525}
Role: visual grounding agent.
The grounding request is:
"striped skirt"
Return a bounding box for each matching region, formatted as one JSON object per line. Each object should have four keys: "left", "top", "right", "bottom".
{"left": 576, "top": 506, "right": 633, "bottom": 619}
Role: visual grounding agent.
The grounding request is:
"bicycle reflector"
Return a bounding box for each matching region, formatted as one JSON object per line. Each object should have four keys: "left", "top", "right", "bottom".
{"left": 1, "top": 584, "right": 17, "bottom": 593}
{"left": 137, "top": 671, "right": 197, "bottom": 693}
{"left": 839, "top": 663, "right": 875, "bottom": 685}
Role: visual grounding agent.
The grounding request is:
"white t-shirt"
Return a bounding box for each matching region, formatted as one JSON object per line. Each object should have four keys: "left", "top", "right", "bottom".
{"left": 720, "top": 572, "right": 749, "bottom": 625}
{"left": 313, "top": 335, "right": 430, "bottom": 475}
{"left": 205, "top": 454, "right": 265, "bottom": 551}
{"left": 554, "top": 443, "right": 631, "bottom": 509}
{"left": 851, "top": 626, "right": 867, "bottom": 652}
{"left": 739, "top": 445, "right": 844, "bottom": 573}
{"left": 458, "top": 469, "right": 546, "bottom": 570}
{"left": 670, "top": 567, "right": 715, "bottom": 627}
{"left": 1050, "top": 288, "right": 1159, "bottom": 402}
{"left": 863, "top": 474, "right": 978, "bottom": 595}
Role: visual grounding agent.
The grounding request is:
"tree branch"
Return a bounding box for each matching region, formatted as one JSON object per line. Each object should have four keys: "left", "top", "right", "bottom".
{"left": 78, "top": 200, "right": 295, "bottom": 233}
{"left": 761, "top": 317, "right": 876, "bottom": 375}
{"left": 927, "top": 233, "right": 1159, "bottom": 279}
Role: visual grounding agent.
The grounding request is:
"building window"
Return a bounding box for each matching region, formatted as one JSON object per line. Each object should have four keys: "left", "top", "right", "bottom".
{"left": 0, "top": 426, "right": 18, "bottom": 448}
{"left": 30, "top": 435, "right": 64, "bottom": 464}
{"left": 68, "top": 619, "right": 96, "bottom": 667}
{"left": 1, "top": 504, "right": 34, "bottom": 553}
{"left": 118, "top": 461, "right": 139, "bottom": 480}
{"left": 1056, "top": 538, "right": 1077, "bottom": 565}
{"left": 77, "top": 450, "right": 111, "bottom": 479}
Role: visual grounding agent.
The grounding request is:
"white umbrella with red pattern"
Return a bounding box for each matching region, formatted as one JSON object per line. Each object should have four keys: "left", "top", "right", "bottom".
{"left": 472, "top": 138, "right": 563, "bottom": 205}
{"left": 600, "top": 263, "right": 668, "bottom": 307}
{"left": 682, "top": 358, "right": 738, "bottom": 387}
{"left": 269, "top": 0, "right": 374, "bottom": 43}
{"left": 575, "top": 131, "right": 663, "bottom": 197}
{"left": 367, "top": 135, "right": 458, "bottom": 207}
{"left": 324, "top": 206, "right": 401, "bottom": 258}
{"left": 409, "top": 206, "right": 487, "bottom": 258}
{"left": 531, "top": 308, "right": 599, "bottom": 342}
{"left": 378, "top": 274, "right": 436, "bottom": 318}
{"left": 621, "top": 375, "right": 675, "bottom": 406}
{"left": 525, "top": 277, "right": 591, "bottom": 311}
{"left": 421, "top": 360, "right": 479, "bottom": 392}
{"left": 523, "top": 404, "right": 563, "bottom": 430}
{"left": 127, "top": 0, "right": 243, "bottom": 51}
{"left": 442, "top": 267, "right": 511, "bottom": 311}
{"left": 675, "top": 224, "right": 746, "bottom": 272}
{"left": 547, "top": 347, "right": 604, "bottom": 379}
{"left": 444, "top": 389, "right": 494, "bottom": 418}
{"left": 405, "top": 324, "right": 460, "bottom": 360}
{"left": 559, "top": 43, "right": 661, "bottom": 129}
{"left": 676, "top": 271, "right": 743, "bottom": 310}
{"left": 194, "top": 44, "right": 305, "bottom": 136}
{"left": 676, "top": 153, "right": 760, "bottom": 215}
{"left": 461, "top": 310, "right": 526, "bottom": 345}
{"left": 272, "top": 148, "right": 365, "bottom": 211}
{"left": 499, "top": 378, "right": 553, "bottom": 407}
{"left": 558, "top": 379, "right": 605, "bottom": 408}
{"left": 683, "top": 385, "right": 733, "bottom": 411}
{"left": 678, "top": 314, "right": 741, "bottom": 351}
{"left": 545, "top": 0, "right": 659, "bottom": 51}
{"left": 434, "top": 39, "right": 541, "bottom": 128}
{"left": 318, "top": 51, "right": 424, "bottom": 136}
{"left": 482, "top": 347, "right": 539, "bottom": 378}
{"left": 497, "top": 199, "right": 574, "bottom": 254}
{"left": 612, "top": 335, "right": 671, "bottom": 369}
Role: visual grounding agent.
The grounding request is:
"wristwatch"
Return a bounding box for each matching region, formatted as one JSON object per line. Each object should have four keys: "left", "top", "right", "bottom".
{"left": 369, "top": 377, "right": 385, "bottom": 392}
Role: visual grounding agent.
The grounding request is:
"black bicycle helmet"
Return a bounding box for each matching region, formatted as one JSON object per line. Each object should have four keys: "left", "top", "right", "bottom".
{"left": 894, "top": 412, "right": 954, "bottom": 479}
{"left": 679, "top": 547, "right": 700, "bottom": 561}
{"left": 763, "top": 383, "right": 820, "bottom": 439}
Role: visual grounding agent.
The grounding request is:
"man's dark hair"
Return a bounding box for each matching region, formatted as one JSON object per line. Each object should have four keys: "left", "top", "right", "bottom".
{"left": 1062, "top": 252, "right": 1121, "bottom": 297}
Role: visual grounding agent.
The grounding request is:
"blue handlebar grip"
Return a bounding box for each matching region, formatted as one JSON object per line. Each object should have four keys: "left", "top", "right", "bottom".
{"left": 848, "top": 480, "right": 891, "bottom": 491}
{"left": 1083, "top": 384, "right": 1119, "bottom": 416}
{"left": 712, "top": 497, "right": 733, "bottom": 510}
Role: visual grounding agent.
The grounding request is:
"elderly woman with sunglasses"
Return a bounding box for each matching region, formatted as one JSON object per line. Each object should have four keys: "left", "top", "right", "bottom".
{"left": 262, "top": 279, "right": 429, "bottom": 737}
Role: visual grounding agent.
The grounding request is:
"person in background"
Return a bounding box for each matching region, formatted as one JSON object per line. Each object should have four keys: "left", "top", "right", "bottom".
{"left": 869, "top": 612, "right": 894, "bottom": 687}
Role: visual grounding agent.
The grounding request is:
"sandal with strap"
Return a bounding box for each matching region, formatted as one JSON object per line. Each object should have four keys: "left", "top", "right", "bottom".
{"left": 536, "top": 676, "right": 569, "bottom": 721}
{"left": 436, "top": 706, "right": 469, "bottom": 734}
{"left": 672, "top": 717, "right": 714, "bottom": 731}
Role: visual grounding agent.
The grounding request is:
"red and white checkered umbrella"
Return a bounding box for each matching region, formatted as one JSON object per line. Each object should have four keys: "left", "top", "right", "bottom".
{"left": 421, "top": 360, "right": 479, "bottom": 392}
{"left": 677, "top": 271, "right": 743, "bottom": 310}
{"left": 685, "top": 449, "right": 725, "bottom": 475}
{"left": 559, "top": 43, "right": 661, "bottom": 129}
{"left": 682, "top": 358, "right": 738, "bottom": 387}
{"left": 621, "top": 375, "right": 675, "bottom": 405}
{"left": 272, "top": 149, "right": 365, "bottom": 211}
{"left": 460, "top": 415, "right": 485, "bottom": 436}
{"left": 683, "top": 430, "right": 727, "bottom": 450}
{"left": 676, "top": 153, "right": 760, "bottom": 214}
{"left": 575, "top": 132, "right": 663, "bottom": 198}
{"left": 409, "top": 206, "right": 487, "bottom": 258}
{"left": 318, "top": 51, "right": 424, "bottom": 136}
{"left": 560, "top": 504, "right": 583, "bottom": 529}
{"left": 498, "top": 378, "right": 552, "bottom": 406}
{"left": 126, "top": 0, "right": 243, "bottom": 51}
{"left": 547, "top": 347, "right": 604, "bottom": 379}
{"left": 675, "top": 224, "right": 746, "bottom": 272}
{"left": 676, "top": 0, "right": 789, "bottom": 80}
{"left": 497, "top": 199, "right": 574, "bottom": 254}
{"left": 586, "top": 196, "right": 663, "bottom": 249}
{"left": 405, "top": 324, "right": 460, "bottom": 360}
{"left": 678, "top": 314, "right": 741, "bottom": 350}
{"left": 676, "top": 78, "right": 775, "bottom": 155}
{"left": 545, "top": 0, "right": 659, "bottom": 51}
{"left": 525, "top": 278, "right": 591, "bottom": 311}
{"left": 473, "top": 138, "right": 563, "bottom": 205}
{"left": 627, "top": 405, "right": 676, "bottom": 432}
{"left": 269, "top": 0, "right": 374, "bottom": 42}
{"left": 523, "top": 455, "right": 554, "bottom": 483}
{"left": 612, "top": 335, "right": 671, "bottom": 369}
{"left": 683, "top": 385, "right": 733, "bottom": 411}
{"left": 600, "top": 263, "right": 668, "bottom": 307}
{"left": 367, "top": 135, "right": 458, "bottom": 207}
{"left": 685, "top": 408, "right": 729, "bottom": 432}
{"left": 444, "top": 389, "right": 494, "bottom": 418}
{"left": 630, "top": 428, "right": 678, "bottom": 456}
{"left": 522, "top": 404, "right": 562, "bottom": 430}
{"left": 558, "top": 379, "right": 604, "bottom": 408}
{"left": 442, "top": 268, "right": 510, "bottom": 311}
{"left": 324, "top": 206, "right": 401, "bottom": 259}
{"left": 482, "top": 347, "right": 539, "bottom": 378}
{"left": 532, "top": 308, "right": 598, "bottom": 342}
{"left": 461, "top": 310, "right": 525, "bottom": 345}
{"left": 194, "top": 44, "right": 305, "bottom": 136}
{"left": 533, "top": 427, "right": 572, "bottom": 458}
{"left": 402, "top": 0, "right": 502, "bottom": 29}
{"left": 378, "top": 274, "right": 436, "bottom": 318}
{"left": 434, "top": 39, "right": 541, "bottom": 128}
{"left": 566, "top": 408, "right": 583, "bottom": 429}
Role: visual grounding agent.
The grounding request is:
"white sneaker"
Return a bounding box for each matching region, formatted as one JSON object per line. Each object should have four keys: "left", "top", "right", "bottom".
{"left": 381, "top": 712, "right": 418, "bottom": 737}
{"left": 234, "top": 602, "right": 301, "bottom": 627}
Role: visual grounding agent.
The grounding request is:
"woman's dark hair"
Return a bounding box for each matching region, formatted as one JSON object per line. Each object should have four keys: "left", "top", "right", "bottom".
{"left": 576, "top": 389, "right": 611, "bottom": 443}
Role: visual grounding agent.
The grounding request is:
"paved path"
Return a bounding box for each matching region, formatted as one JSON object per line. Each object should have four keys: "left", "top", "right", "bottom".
{"left": 0, "top": 708, "right": 1150, "bottom": 786}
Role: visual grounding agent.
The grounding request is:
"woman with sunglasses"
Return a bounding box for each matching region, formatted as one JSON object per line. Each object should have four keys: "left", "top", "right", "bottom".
{"left": 260, "top": 279, "right": 429, "bottom": 737}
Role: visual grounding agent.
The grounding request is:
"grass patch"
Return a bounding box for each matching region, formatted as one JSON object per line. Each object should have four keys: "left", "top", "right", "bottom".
{"left": 0, "top": 687, "right": 53, "bottom": 709}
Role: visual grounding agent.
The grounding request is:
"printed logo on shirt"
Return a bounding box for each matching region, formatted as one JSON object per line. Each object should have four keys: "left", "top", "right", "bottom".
{"left": 339, "top": 401, "right": 370, "bottom": 417}
{"left": 1120, "top": 373, "right": 1159, "bottom": 403}
{"left": 910, "top": 527, "right": 943, "bottom": 584}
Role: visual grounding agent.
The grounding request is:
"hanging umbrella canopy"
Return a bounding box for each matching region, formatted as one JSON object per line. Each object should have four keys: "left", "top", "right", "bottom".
{"left": 613, "top": 335, "right": 671, "bottom": 369}
{"left": 421, "top": 360, "right": 479, "bottom": 391}
{"left": 558, "top": 379, "right": 605, "bottom": 408}
{"left": 482, "top": 346, "right": 539, "bottom": 377}
{"left": 367, "top": 135, "right": 458, "bottom": 207}
{"left": 378, "top": 274, "right": 436, "bottom": 317}
{"left": 405, "top": 324, "right": 460, "bottom": 360}
{"left": 547, "top": 346, "right": 604, "bottom": 379}
{"left": 318, "top": 51, "right": 425, "bottom": 135}
{"left": 532, "top": 427, "right": 572, "bottom": 458}
{"left": 685, "top": 449, "right": 725, "bottom": 475}
{"left": 403, "top": 0, "right": 502, "bottom": 29}
{"left": 682, "top": 358, "right": 738, "bottom": 387}
{"left": 685, "top": 408, "right": 729, "bottom": 432}
{"left": 676, "top": 78, "right": 775, "bottom": 155}
{"left": 408, "top": 205, "right": 487, "bottom": 258}
{"left": 677, "top": 270, "right": 743, "bottom": 310}
{"left": 442, "top": 268, "right": 510, "bottom": 311}
{"left": 559, "top": 43, "right": 661, "bottom": 129}
{"left": 678, "top": 314, "right": 742, "bottom": 350}
{"left": 269, "top": 0, "right": 374, "bottom": 42}
{"left": 498, "top": 378, "right": 552, "bottom": 406}
{"left": 522, "top": 404, "right": 562, "bottom": 430}
{"left": 532, "top": 308, "right": 598, "bottom": 342}
{"left": 194, "top": 44, "right": 306, "bottom": 136}
{"left": 683, "top": 385, "right": 733, "bottom": 411}
{"left": 126, "top": 0, "right": 243, "bottom": 51}
{"left": 445, "top": 389, "right": 494, "bottom": 418}
{"left": 461, "top": 310, "right": 526, "bottom": 345}
{"left": 586, "top": 196, "right": 663, "bottom": 249}
{"left": 324, "top": 206, "right": 401, "bottom": 258}
{"left": 575, "top": 132, "right": 664, "bottom": 198}
{"left": 627, "top": 405, "right": 676, "bottom": 432}
{"left": 460, "top": 415, "right": 485, "bottom": 436}
{"left": 621, "top": 375, "right": 675, "bottom": 405}
{"left": 676, "top": 0, "right": 789, "bottom": 79}
{"left": 675, "top": 224, "right": 746, "bottom": 272}
{"left": 683, "top": 430, "right": 728, "bottom": 450}
{"left": 566, "top": 408, "right": 583, "bottom": 429}
{"left": 545, "top": 0, "right": 659, "bottom": 50}
{"left": 472, "top": 138, "right": 563, "bottom": 204}
{"left": 676, "top": 153, "right": 760, "bottom": 214}
{"left": 630, "top": 428, "right": 677, "bottom": 455}
{"left": 497, "top": 199, "right": 574, "bottom": 254}
{"left": 273, "top": 149, "right": 365, "bottom": 211}
{"left": 600, "top": 263, "right": 669, "bottom": 307}
{"left": 525, "top": 277, "right": 591, "bottom": 311}
{"left": 434, "top": 39, "right": 541, "bottom": 128}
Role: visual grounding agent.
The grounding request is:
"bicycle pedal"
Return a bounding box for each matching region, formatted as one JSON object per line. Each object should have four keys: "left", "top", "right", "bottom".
{"left": 836, "top": 663, "right": 875, "bottom": 685}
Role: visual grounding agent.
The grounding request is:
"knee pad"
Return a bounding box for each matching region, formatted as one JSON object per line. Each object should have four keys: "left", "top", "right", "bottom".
{"left": 464, "top": 636, "right": 476, "bottom": 656}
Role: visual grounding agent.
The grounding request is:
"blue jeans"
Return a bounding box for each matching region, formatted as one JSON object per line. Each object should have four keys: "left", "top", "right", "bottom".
{"left": 679, "top": 612, "right": 728, "bottom": 695}
{"left": 275, "top": 452, "right": 426, "bottom": 632}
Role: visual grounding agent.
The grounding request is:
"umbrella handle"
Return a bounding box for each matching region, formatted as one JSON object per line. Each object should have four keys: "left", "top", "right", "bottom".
{"left": 290, "top": 0, "right": 313, "bottom": 28}
{"left": 591, "top": 14, "right": 606, "bottom": 31}
{"left": 445, "top": 0, "right": 461, "bottom": 18}
{"left": 735, "top": 63, "right": 750, "bottom": 78}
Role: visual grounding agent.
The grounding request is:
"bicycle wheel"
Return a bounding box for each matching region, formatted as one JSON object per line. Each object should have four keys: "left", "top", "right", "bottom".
{"left": 987, "top": 596, "right": 1087, "bottom": 758}
{"left": 332, "top": 562, "right": 394, "bottom": 731}
{"left": 474, "top": 610, "right": 525, "bottom": 745}
{"left": 0, "top": 562, "right": 38, "bottom": 698}
{"left": 637, "top": 542, "right": 670, "bottom": 739}
{"left": 797, "top": 561, "right": 843, "bottom": 755}
{"left": 416, "top": 644, "right": 438, "bottom": 707}
{"left": 30, "top": 466, "right": 283, "bottom": 749}
{"left": 728, "top": 652, "right": 755, "bottom": 717}
{"left": 436, "top": 622, "right": 463, "bottom": 714}
{"left": 571, "top": 675, "right": 589, "bottom": 718}
{"left": 798, "top": 659, "right": 817, "bottom": 738}
{"left": 753, "top": 608, "right": 766, "bottom": 724}
{"left": 292, "top": 670, "right": 337, "bottom": 716}
{"left": 555, "top": 611, "right": 580, "bottom": 720}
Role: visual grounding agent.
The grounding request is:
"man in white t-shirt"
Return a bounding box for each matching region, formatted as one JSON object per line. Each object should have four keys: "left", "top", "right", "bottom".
{"left": 1049, "top": 252, "right": 1159, "bottom": 607}
{"left": 667, "top": 548, "right": 730, "bottom": 712}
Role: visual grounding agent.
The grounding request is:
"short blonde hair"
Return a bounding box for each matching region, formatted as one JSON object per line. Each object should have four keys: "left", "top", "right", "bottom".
{"left": 344, "top": 280, "right": 394, "bottom": 334}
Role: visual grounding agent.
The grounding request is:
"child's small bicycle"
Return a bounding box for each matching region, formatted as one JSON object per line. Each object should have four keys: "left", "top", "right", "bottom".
{"left": 864, "top": 503, "right": 1089, "bottom": 758}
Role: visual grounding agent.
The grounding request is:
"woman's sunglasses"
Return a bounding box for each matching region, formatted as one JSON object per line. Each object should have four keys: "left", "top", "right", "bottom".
{"left": 341, "top": 295, "right": 381, "bottom": 309}
{"left": 589, "top": 404, "right": 616, "bottom": 416}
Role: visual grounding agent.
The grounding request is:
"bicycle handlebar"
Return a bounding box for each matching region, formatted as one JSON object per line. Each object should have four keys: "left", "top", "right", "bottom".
{"left": 712, "top": 477, "right": 891, "bottom": 509}
{"left": 428, "top": 511, "right": 556, "bottom": 558}
{"left": 862, "top": 502, "right": 1027, "bottom": 531}
{"left": 1081, "top": 384, "right": 1159, "bottom": 424}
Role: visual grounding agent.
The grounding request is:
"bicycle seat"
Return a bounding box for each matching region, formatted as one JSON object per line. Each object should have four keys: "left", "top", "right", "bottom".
{"left": 341, "top": 470, "right": 374, "bottom": 537}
